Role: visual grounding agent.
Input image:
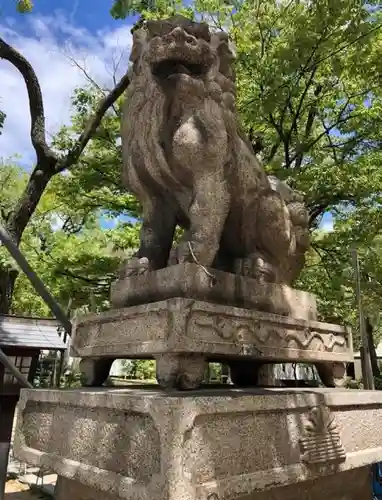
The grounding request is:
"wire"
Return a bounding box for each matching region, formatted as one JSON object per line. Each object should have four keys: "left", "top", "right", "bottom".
{"left": 187, "top": 241, "right": 216, "bottom": 287}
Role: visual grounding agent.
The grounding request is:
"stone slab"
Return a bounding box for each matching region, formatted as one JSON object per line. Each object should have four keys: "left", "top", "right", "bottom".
{"left": 110, "top": 263, "right": 317, "bottom": 320}
{"left": 14, "top": 387, "right": 381, "bottom": 500}
{"left": 54, "top": 467, "right": 373, "bottom": 500}
{"left": 71, "top": 298, "right": 353, "bottom": 364}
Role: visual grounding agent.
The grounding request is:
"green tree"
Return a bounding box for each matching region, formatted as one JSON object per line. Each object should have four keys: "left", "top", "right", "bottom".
{"left": 15, "top": 0, "right": 33, "bottom": 13}
{"left": 108, "top": 0, "right": 382, "bottom": 346}
{"left": 0, "top": 31, "right": 131, "bottom": 313}
{"left": 2, "top": 0, "right": 382, "bottom": 354}
{"left": 0, "top": 164, "right": 140, "bottom": 316}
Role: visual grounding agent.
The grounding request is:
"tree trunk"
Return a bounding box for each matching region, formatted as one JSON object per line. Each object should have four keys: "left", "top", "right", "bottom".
{"left": 0, "top": 164, "right": 55, "bottom": 314}
{"left": 0, "top": 268, "right": 18, "bottom": 315}
{"left": 0, "top": 37, "right": 129, "bottom": 315}
{"left": 6, "top": 164, "right": 55, "bottom": 246}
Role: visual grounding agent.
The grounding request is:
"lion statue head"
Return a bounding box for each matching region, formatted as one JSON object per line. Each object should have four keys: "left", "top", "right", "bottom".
{"left": 122, "top": 16, "right": 243, "bottom": 195}
{"left": 128, "top": 15, "right": 237, "bottom": 109}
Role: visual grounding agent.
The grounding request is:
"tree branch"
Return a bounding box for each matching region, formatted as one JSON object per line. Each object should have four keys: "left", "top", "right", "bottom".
{"left": 308, "top": 191, "right": 357, "bottom": 226}
{"left": 0, "top": 35, "right": 131, "bottom": 247}
{"left": 55, "top": 72, "right": 130, "bottom": 173}
{"left": 320, "top": 116, "right": 339, "bottom": 164}
{"left": 0, "top": 37, "right": 56, "bottom": 165}
{"left": 265, "top": 137, "right": 282, "bottom": 164}
{"left": 311, "top": 242, "right": 333, "bottom": 280}
{"left": 62, "top": 47, "right": 120, "bottom": 116}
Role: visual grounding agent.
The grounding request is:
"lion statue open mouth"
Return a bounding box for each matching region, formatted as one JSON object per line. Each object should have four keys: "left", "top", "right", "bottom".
{"left": 120, "top": 15, "right": 310, "bottom": 285}
{"left": 147, "top": 20, "right": 213, "bottom": 80}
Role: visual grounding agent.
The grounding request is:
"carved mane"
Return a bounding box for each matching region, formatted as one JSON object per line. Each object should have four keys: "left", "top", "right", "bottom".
{"left": 121, "top": 19, "right": 243, "bottom": 197}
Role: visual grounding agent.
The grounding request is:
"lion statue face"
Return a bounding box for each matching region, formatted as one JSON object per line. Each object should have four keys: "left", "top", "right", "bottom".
{"left": 129, "top": 15, "right": 236, "bottom": 101}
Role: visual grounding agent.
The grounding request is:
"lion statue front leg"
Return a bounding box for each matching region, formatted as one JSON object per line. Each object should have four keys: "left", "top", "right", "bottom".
{"left": 169, "top": 111, "right": 232, "bottom": 270}
{"left": 174, "top": 176, "right": 230, "bottom": 268}
{"left": 119, "top": 196, "right": 177, "bottom": 279}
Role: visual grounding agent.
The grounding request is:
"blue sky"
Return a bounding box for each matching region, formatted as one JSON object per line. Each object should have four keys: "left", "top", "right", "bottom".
{"left": 0, "top": 1, "right": 135, "bottom": 166}
{"left": 0, "top": 0, "right": 138, "bottom": 34}
{"left": 0, "top": 1, "right": 334, "bottom": 232}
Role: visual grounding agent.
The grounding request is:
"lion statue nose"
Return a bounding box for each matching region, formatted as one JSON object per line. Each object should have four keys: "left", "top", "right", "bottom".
{"left": 168, "top": 26, "right": 195, "bottom": 44}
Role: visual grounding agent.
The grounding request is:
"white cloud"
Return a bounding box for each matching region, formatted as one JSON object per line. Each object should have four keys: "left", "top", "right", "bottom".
{"left": 0, "top": 12, "right": 133, "bottom": 166}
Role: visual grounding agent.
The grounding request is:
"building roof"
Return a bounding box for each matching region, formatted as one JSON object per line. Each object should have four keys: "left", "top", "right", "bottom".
{"left": 0, "top": 315, "right": 68, "bottom": 351}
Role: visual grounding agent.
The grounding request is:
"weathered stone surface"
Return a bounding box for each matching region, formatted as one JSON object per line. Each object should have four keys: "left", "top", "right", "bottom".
{"left": 54, "top": 467, "right": 373, "bottom": 500}
{"left": 111, "top": 263, "right": 317, "bottom": 320}
{"left": 120, "top": 16, "right": 310, "bottom": 286}
{"left": 72, "top": 298, "right": 352, "bottom": 363}
{"left": 14, "top": 387, "right": 380, "bottom": 500}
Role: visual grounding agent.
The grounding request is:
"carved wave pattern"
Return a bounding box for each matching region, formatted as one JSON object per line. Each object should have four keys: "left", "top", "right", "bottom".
{"left": 192, "top": 312, "right": 346, "bottom": 353}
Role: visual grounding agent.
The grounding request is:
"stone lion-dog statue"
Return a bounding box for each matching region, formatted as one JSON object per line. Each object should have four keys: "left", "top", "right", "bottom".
{"left": 120, "top": 15, "right": 310, "bottom": 285}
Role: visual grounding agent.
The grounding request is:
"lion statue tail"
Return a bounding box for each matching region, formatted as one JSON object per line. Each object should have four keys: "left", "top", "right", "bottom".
{"left": 268, "top": 176, "right": 310, "bottom": 282}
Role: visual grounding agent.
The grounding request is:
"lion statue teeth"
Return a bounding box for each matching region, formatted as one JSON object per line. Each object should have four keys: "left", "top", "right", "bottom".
{"left": 120, "top": 15, "right": 310, "bottom": 285}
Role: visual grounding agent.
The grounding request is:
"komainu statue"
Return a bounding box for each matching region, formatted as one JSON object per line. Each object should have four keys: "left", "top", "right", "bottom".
{"left": 121, "top": 15, "right": 310, "bottom": 285}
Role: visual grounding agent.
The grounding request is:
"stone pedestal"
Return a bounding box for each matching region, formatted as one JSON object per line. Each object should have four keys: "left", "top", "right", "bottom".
{"left": 110, "top": 263, "right": 318, "bottom": 320}
{"left": 72, "top": 296, "right": 353, "bottom": 389}
{"left": 54, "top": 467, "right": 372, "bottom": 500}
{"left": 13, "top": 387, "right": 380, "bottom": 500}
{"left": 12, "top": 264, "right": 364, "bottom": 498}
{"left": 70, "top": 264, "right": 354, "bottom": 390}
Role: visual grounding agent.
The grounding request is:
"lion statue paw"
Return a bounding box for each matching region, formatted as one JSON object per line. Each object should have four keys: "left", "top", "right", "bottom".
{"left": 119, "top": 256, "right": 150, "bottom": 279}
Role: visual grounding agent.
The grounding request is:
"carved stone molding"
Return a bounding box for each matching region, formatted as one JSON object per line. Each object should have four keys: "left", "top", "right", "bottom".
{"left": 300, "top": 405, "right": 346, "bottom": 465}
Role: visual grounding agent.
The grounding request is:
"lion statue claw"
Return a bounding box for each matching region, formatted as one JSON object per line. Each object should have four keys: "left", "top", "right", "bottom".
{"left": 121, "top": 15, "right": 310, "bottom": 285}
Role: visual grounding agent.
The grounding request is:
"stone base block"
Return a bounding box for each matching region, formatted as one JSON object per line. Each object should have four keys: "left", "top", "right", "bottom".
{"left": 54, "top": 467, "right": 372, "bottom": 500}
{"left": 110, "top": 263, "right": 317, "bottom": 320}
{"left": 72, "top": 298, "right": 353, "bottom": 388}
{"left": 14, "top": 387, "right": 381, "bottom": 500}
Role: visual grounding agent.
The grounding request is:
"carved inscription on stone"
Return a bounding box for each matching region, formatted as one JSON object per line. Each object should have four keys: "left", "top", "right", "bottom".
{"left": 73, "top": 309, "right": 172, "bottom": 351}
{"left": 300, "top": 405, "right": 346, "bottom": 465}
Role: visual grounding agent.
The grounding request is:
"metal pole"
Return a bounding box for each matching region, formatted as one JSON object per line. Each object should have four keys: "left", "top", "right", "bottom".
{"left": 0, "top": 225, "right": 72, "bottom": 498}
{"left": 0, "top": 395, "right": 18, "bottom": 500}
{"left": 351, "top": 248, "right": 374, "bottom": 390}
{"left": 0, "top": 442, "right": 10, "bottom": 500}
{"left": 0, "top": 223, "right": 72, "bottom": 334}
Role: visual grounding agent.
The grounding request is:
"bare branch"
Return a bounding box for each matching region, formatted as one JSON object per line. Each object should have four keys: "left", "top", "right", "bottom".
{"left": 62, "top": 46, "right": 121, "bottom": 117}
{"left": 110, "top": 49, "right": 126, "bottom": 87}
{"left": 55, "top": 72, "right": 130, "bottom": 173}
{"left": 64, "top": 47, "right": 106, "bottom": 94}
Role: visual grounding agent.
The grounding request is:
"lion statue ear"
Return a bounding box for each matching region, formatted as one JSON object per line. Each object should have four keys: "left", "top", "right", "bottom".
{"left": 129, "top": 28, "right": 148, "bottom": 64}
{"left": 129, "top": 27, "right": 150, "bottom": 77}
{"left": 210, "top": 31, "right": 236, "bottom": 81}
